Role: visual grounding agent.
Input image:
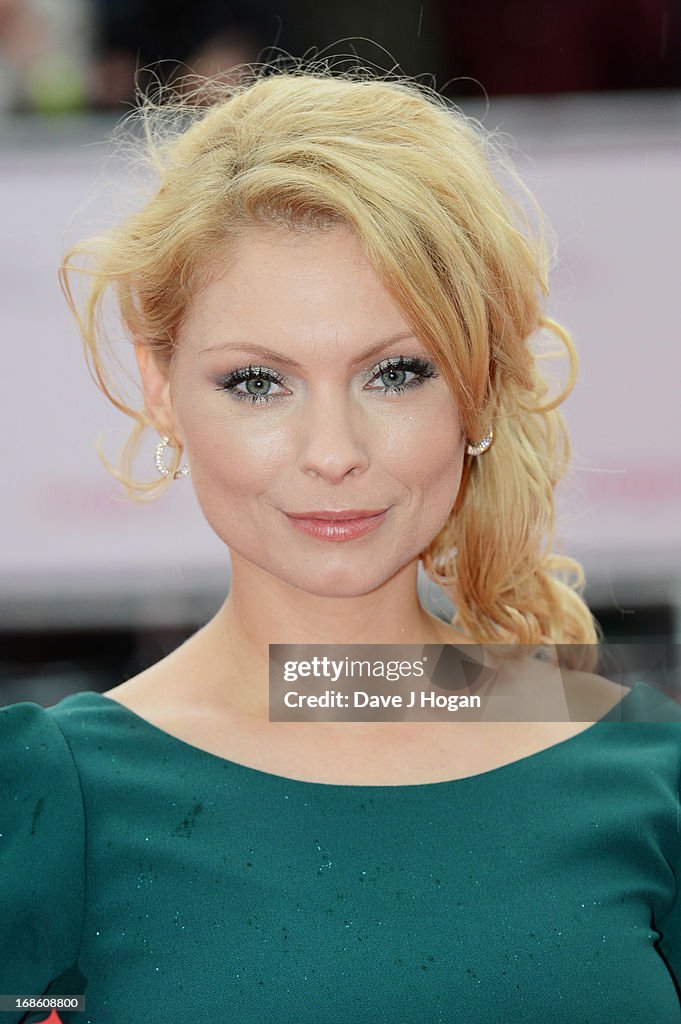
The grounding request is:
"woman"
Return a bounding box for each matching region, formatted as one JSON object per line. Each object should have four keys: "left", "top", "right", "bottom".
{"left": 2, "top": 64, "right": 680, "bottom": 1023}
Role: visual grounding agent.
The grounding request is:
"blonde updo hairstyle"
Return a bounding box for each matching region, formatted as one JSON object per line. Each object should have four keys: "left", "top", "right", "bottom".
{"left": 59, "top": 60, "right": 601, "bottom": 667}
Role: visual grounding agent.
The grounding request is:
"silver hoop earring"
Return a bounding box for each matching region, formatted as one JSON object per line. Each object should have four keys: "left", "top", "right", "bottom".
{"left": 466, "top": 426, "right": 494, "bottom": 456}
{"left": 154, "top": 435, "right": 189, "bottom": 479}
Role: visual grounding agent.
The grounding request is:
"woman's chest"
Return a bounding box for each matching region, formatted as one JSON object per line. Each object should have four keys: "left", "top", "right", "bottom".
{"left": 72, "top": 760, "right": 681, "bottom": 1023}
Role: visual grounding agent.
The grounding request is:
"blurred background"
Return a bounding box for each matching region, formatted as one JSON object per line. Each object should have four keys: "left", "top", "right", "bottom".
{"left": 1, "top": 0, "right": 680, "bottom": 708}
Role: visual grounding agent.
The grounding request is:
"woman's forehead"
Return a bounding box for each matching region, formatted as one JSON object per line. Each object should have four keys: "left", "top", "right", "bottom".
{"left": 177, "top": 226, "right": 418, "bottom": 356}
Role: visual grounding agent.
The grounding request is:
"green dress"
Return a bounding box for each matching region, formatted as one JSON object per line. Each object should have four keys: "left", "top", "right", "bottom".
{"left": 1, "top": 680, "right": 681, "bottom": 1023}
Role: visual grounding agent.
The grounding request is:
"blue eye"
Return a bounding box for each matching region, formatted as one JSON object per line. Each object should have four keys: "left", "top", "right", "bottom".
{"left": 367, "top": 357, "right": 438, "bottom": 394}
{"left": 214, "top": 365, "right": 289, "bottom": 404}
{"left": 214, "top": 356, "right": 439, "bottom": 405}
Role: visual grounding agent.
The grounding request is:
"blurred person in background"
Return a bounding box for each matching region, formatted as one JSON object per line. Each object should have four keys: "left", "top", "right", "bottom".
{"left": 89, "top": 0, "right": 280, "bottom": 108}
{"left": 0, "top": 0, "right": 93, "bottom": 112}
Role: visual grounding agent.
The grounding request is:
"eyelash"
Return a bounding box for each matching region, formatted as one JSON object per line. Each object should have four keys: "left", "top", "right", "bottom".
{"left": 214, "top": 356, "right": 439, "bottom": 405}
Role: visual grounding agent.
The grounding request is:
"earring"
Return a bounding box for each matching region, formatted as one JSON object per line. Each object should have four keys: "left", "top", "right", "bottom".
{"left": 466, "top": 425, "right": 494, "bottom": 456}
{"left": 154, "top": 435, "right": 189, "bottom": 479}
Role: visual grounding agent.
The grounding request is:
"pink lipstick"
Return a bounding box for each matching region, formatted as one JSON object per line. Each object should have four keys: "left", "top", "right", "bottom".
{"left": 284, "top": 508, "right": 389, "bottom": 541}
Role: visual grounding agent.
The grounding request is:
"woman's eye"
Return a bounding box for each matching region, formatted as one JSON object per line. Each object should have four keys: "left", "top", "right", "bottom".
{"left": 214, "top": 366, "right": 289, "bottom": 404}
{"left": 367, "top": 364, "right": 416, "bottom": 391}
{"left": 236, "top": 376, "right": 282, "bottom": 401}
{"left": 366, "top": 357, "right": 439, "bottom": 394}
{"left": 214, "top": 356, "right": 438, "bottom": 405}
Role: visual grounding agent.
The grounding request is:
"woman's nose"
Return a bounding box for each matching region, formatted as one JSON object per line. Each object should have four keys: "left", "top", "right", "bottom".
{"left": 296, "top": 395, "right": 371, "bottom": 482}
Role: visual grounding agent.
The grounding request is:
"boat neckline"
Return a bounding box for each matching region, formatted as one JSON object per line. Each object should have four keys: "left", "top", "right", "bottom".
{"left": 50, "top": 682, "right": 650, "bottom": 791}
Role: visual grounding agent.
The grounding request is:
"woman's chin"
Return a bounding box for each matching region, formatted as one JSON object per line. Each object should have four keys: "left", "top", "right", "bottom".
{"left": 278, "top": 562, "right": 409, "bottom": 600}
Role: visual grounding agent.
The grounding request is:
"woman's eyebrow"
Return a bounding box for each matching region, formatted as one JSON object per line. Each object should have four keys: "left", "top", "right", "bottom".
{"left": 198, "top": 331, "right": 419, "bottom": 369}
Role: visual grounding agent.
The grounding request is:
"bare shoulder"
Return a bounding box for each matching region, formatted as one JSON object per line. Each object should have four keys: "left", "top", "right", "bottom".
{"left": 101, "top": 654, "right": 191, "bottom": 724}
{"left": 101, "top": 620, "right": 216, "bottom": 717}
{"left": 99, "top": 624, "right": 242, "bottom": 738}
{"left": 427, "top": 622, "right": 630, "bottom": 720}
{"left": 484, "top": 651, "right": 631, "bottom": 723}
{"left": 102, "top": 670, "right": 166, "bottom": 720}
{"left": 559, "top": 669, "right": 631, "bottom": 720}
{"left": 102, "top": 669, "right": 158, "bottom": 707}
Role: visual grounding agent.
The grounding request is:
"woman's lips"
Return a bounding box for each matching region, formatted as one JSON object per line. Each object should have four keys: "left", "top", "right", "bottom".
{"left": 286, "top": 509, "right": 388, "bottom": 521}
{"left": 284, "top": 509, "right": 389, "bottom": 541}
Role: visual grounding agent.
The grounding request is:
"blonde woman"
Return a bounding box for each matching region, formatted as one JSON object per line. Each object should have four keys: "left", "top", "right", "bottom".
{"left": 1, "top": 64, "right": 680, "bottom": 1023}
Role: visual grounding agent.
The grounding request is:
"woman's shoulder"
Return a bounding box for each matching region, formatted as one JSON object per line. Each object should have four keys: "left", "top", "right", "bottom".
{"left": 0, "top": 689, "right": 144, "bottom": 788}
{"left": 0, "top": 698, "right": 86, "bottom": 991}
{"left": 99, "top": 662, "right": 180, "bottom": 718}
{"left": 0, "top": 695, "right": 78, "bottom": 768}
{"left": 0, "top": 696, "right": 89, "bottom": 806}
{"left": 0, "top": 700, "right": 87, "bottom": 909}
{"left": 555, "top": 670, "right": 681, "bottom": 721}
{"left": 543, "top": 669, "right": 681, "bottom": 732}
{"left": 559, "top": 669, "right": 632, "bottom": 720}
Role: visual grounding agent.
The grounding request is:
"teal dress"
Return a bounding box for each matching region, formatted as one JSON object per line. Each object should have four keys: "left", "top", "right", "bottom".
{"left": 1, "top": 680, "right": 681, "bottom": 1023}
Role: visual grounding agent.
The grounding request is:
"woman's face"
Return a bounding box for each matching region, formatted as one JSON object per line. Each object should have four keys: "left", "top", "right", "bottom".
{"left": 149, "top": 225, "right": 466, "bottom": 597}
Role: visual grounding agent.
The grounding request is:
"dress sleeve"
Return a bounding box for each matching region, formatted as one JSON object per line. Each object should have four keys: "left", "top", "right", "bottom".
{"left": 0, "top": 701, "right": 86, "bottom": 1023}
{"left": 654, "top": 723, "right": 681, "bottom": 1001}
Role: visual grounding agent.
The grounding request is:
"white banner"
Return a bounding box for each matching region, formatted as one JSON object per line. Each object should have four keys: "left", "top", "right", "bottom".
{"left": 1, "top": 107, "right": 679, "bottom": 615}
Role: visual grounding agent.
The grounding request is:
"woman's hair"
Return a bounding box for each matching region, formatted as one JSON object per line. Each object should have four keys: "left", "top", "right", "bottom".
{"left": 59, "top": 59, "right": 602, "bottom": 665}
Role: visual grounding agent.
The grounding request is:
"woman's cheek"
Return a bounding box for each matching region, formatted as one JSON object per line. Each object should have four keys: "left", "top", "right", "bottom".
{"left": 387, "top": 406, "right": 461, "bottom": 474}
{"left": 186, "top": 418, "right": 294, "bottom": 493}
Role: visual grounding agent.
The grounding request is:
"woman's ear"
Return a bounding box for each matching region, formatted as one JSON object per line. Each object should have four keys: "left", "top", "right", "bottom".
{"left": 134, "top": 340, "right": 182, "bottom": 443}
